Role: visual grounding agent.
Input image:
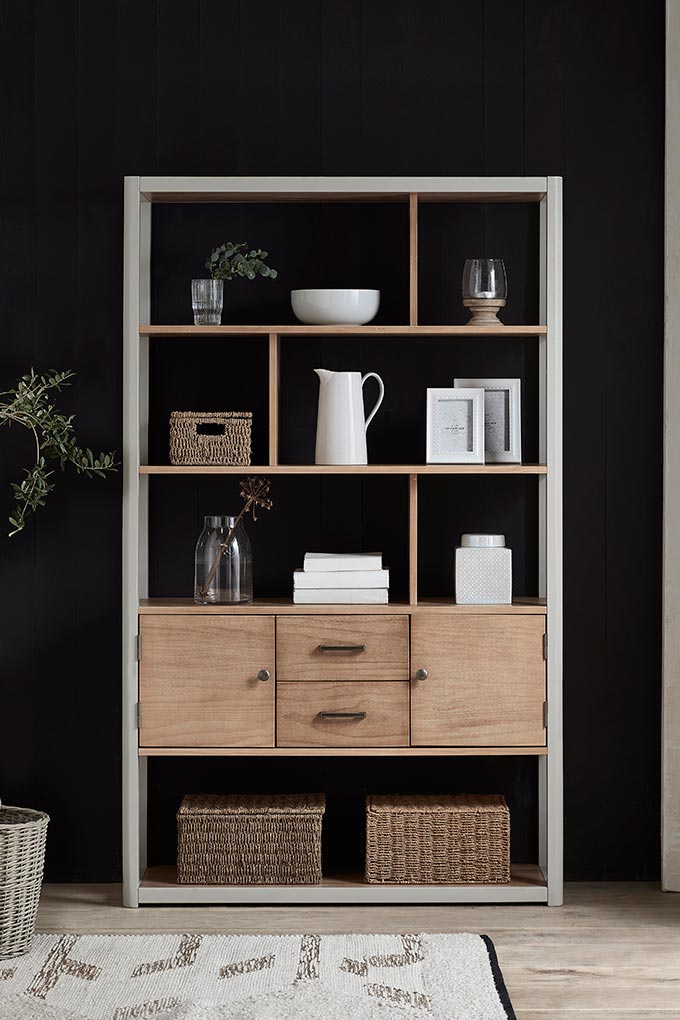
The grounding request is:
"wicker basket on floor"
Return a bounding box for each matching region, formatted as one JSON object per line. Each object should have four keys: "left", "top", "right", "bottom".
{"left": 169, "top": 411, "right": 252, "bottom": 466}
{"left": 177, "top": 794, "right": 325, "bottom": 885}
{"left": 0, "top": 804, "right": 49, "bottom": 958}
{"left": 365, "top": 794, "right": 510, "bottom": 885}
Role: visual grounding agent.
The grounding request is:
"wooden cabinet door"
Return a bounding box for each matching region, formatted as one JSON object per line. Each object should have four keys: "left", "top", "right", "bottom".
{"left": 410, "top": 615, "right": 546, "bottom": 746}
{"left": 139, "top": 616, "right": 275, "bottom": 747}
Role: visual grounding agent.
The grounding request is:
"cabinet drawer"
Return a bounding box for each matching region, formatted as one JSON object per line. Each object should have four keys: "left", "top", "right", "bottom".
{"left": 276, "top": 615, "right": 409, "bottom": 682}
{"left": 277, "top": 682, "right": 409, "bottom": 746}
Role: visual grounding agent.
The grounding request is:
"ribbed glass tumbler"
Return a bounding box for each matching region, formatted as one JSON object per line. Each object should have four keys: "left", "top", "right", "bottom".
{"left": 191, "top": 279, "right": 223, "bottom": 325}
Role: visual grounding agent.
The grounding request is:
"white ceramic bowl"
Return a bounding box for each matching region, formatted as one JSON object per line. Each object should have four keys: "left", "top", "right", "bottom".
{"left": 291, "top": 288, "right": 380, "bottom": 325}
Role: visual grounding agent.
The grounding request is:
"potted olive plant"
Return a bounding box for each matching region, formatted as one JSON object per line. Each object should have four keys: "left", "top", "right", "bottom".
{"left": 191, "top": 242, "right": 278, "bottom": 325}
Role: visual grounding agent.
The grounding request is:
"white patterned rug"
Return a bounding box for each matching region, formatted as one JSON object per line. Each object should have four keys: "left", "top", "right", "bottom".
{"left": 0, "top": 932, "right": 515, "bottom": 1020}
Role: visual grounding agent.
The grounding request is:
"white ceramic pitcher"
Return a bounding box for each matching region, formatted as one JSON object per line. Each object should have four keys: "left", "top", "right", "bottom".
{"left": 314, "top": 369, "right": 385, "bottom": 464}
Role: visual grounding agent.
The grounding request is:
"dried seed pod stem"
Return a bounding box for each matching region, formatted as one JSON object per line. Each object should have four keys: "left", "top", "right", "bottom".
{"left": 198, "top": 476, "right": 272, "bottom": 597}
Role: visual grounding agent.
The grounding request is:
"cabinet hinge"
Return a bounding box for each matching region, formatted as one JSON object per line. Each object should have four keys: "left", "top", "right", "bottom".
{"left": 543, "top": 632, "right": 548, "bottom": 660}
{"left": 543, "top": 701, "right": 548, "bottom": 728}
{"left": 136, "top": 634, "right": 142, "bottom": 661}
{"left": 136, "top": 703, "right": 141, "bottom": 729}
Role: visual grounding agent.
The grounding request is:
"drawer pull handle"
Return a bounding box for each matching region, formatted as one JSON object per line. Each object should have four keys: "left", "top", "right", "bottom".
{"left": 257, "top": 669, "right": 271, "bottom": 682}
{"left": 415, "top": 668, "right": 429, "bottom": 681}
{"left": 318, "top": 711, "right": 367, "bottom": 720}
{"left": 317, "top": 644, "right": 366, "bottom": 653}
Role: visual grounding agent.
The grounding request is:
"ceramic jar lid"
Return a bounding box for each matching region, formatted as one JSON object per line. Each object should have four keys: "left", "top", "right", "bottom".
{"left": 460, "top": 534, "right": 506, "bottom": 548}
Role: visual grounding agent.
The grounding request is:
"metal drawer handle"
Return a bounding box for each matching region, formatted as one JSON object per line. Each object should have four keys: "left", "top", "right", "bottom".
{"left": 317, "top": 644, "right": 366, "bottom": 653}
{"left": 415, "top": 668, "right": 428, "bottom": 681}
{"left": 318, "top": 711, "right": 367, "bottom": 720}
{"left": 257, "top": 669, "right": 271, "bottom": 682}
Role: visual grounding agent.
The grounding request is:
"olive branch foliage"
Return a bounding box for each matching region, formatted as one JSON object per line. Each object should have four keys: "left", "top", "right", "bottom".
{"left": 0, "top": 368, "right": 117, "bottom": 536}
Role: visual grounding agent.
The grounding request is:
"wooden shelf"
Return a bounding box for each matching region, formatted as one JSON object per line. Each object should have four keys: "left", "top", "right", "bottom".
{"left": 139, "top": 745, "right": 547, "bottom": 757}
{"left": 139, "top": 463, "right": 547, "bottom": 475}
{"left": 140, "top": 324, "right": 547, "bottom": 336}
{"left": 139, "top": 597, "right": 547, "bottom": 615}
{"left": 138, "top": 863, "right": 547, "bottom": 904}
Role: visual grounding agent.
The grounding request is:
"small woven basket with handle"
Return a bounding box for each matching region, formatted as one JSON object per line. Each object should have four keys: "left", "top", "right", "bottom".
{"left": 0, "top": 802, "right": 49, "bottom": 958}
{"left": 169, "top": 411, "right": 252, "bottom": 466}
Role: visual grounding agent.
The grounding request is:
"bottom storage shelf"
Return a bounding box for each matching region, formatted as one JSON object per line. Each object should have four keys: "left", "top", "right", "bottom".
{"left": 138, "top": 863, "right": 547, "bottom": 904}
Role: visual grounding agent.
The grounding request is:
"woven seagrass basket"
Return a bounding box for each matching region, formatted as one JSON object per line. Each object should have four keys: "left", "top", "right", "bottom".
{"left": 177, "top": 794, "right": 325, "bottom": 885}
{"left": 0, "top": 804, "right": 49, "bottom": 958}
{"left": 169, "top": 411, "right": 252, "bottom": 466}
{"left": 365, "top": 794, "right": 510, "bottom": 885}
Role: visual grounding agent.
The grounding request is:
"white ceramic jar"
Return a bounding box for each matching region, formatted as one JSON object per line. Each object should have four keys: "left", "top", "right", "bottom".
{"left": 455, "top": 534, "right": 512, "bottom": 605}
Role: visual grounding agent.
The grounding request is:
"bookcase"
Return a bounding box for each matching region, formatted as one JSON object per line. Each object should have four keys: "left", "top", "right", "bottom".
{"left": 123, "top": 176, "right": 562, "bottom": 906}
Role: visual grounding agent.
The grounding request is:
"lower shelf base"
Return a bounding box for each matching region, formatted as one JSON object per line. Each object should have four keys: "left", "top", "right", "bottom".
{"left": 137, "top": 864, "right": 547, "bottom": 904}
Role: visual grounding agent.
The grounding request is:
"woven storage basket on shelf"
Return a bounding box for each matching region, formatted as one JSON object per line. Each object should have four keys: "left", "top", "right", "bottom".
{"left": 169, "top": 411, "right": 252, "bottom": 466}
{"left": 0, "top": 804, "right": 49, "bottom": 958}
{"left": 177, "top": 794, "right": 325, "bottom": 885}
{"left": 365, "top": 794, "right": 510, "bottom": 885}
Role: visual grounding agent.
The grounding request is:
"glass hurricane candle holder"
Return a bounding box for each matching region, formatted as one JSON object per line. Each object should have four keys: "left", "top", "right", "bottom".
{"left": 462, "top": 258, "right": 507, "bottom": 326}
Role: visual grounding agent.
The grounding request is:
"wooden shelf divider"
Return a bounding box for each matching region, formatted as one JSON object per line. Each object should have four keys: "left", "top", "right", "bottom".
{"left": 409, "top": 473, "right": 418, "bottom": 604}
{"left": 409, "top": 193, "right": 418, "bottom": 326}
{"left": 268, "top": 332, "right": 279, "bottom": 465}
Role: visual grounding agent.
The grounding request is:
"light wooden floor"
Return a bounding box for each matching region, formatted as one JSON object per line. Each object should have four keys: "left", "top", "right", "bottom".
{"left": 36, "top": 883, "right": 680, "bottom": 1019}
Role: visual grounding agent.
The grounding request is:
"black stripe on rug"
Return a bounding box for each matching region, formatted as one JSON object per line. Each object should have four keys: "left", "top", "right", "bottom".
{"left": 481, "top": 935, "right": 516, "bottom": 1020}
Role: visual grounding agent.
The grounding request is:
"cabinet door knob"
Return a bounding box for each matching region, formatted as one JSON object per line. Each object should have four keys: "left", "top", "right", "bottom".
{"left": 257, "top": 669, "right": 271, "bottom": 682}
{"left": 415, "top": 668, "right": 429, "bottom": 681}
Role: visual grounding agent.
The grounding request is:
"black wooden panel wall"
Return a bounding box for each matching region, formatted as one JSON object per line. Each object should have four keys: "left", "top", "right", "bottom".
{"left": 0, "top": 0, "right": 663, "bottom": 882}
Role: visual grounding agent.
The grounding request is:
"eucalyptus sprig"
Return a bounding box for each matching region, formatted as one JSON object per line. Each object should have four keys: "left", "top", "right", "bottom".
{"left": 0, "top": 368, "right": 118, "bottom": 536}
{"left": 205, "top": 242, "right": 278, "bottom": 282}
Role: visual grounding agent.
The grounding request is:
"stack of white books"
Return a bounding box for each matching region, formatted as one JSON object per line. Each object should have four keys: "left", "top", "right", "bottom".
{"left": 293, "top": 552, "right": 389, "bottom": 604}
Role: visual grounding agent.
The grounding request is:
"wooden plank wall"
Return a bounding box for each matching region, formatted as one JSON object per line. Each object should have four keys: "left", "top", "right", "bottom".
{"left": 0, "top": 0, "right": 664, "bottom": 882}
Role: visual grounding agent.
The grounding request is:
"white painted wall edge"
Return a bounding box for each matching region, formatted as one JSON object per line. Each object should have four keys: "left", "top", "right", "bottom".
{"left": 663, "top": 0, "right": 680, "bottom": 891}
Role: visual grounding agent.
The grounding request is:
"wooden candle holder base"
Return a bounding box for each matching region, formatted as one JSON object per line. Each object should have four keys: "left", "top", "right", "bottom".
{"left": 463, "top": 298, "right": 506, "bottom": 326}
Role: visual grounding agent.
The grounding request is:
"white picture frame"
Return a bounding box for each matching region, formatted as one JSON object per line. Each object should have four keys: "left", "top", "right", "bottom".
{"left": 426, "top": 387, "right": 485, "bottom": 464}
{"left": 454, "top": 377, "right": 522, "bottom": 464}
